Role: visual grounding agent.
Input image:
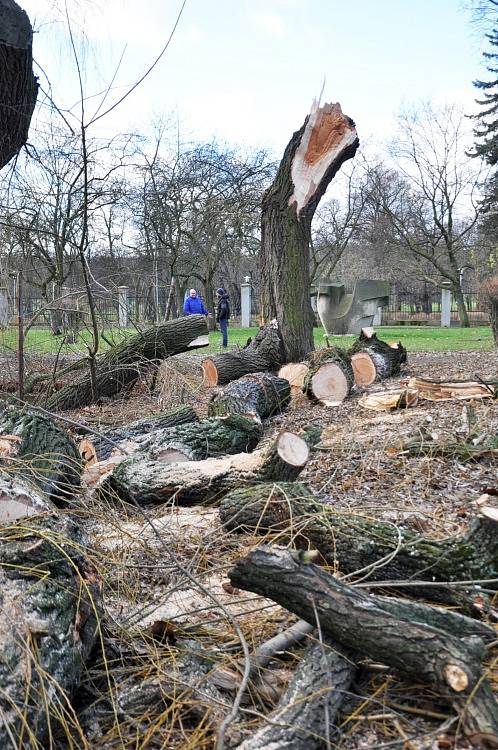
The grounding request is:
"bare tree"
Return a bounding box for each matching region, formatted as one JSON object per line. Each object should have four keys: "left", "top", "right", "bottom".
{"left": 369, "top": 103, "right": 483, "bottom": 326}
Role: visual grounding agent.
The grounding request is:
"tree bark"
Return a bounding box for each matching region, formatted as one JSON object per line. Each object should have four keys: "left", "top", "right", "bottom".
{"left": 90, "top": 405, "right": 199, "bottom": 460}
{"left": 229, "top": 547, "right": 498, "bottom": 743}
{"left": 260, "top": 101, "right": 359, "bottom": 361}
{"left": 140, "top": 413, "right": 263, "bottom": 462}
{"left": 208, "top": 373, "right": 291, "bottom": 420}
{"left": 0, "top": 406, "right": 82, "bottom": 503}
{"left": 0, "top": 0, "right": 38, "bottom": 170}
{"left": 219, "top": 482, "right": 498, "bottom": 604}
{"left": 103, "top": 431, "right": 310, "bottom": 506}
{"left": 454, "top": 283, "right": 470, "bottom": 328}
{"left": 237, "top": 639, "right": 355, "bottom": 750}
{"left": 202, "top": 323, "right": 285, "bottom": 386}
{"left": 303, "top": 346, "right": 355, "bottom": 405}
{"left": 0, "top": 515, "right": 100, "bottom": 747}
{"left": 45, "top": 315, "right": 209, "bottom": 411}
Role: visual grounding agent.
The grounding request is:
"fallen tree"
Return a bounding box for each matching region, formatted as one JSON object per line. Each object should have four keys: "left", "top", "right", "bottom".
{"left": 208, "top": 373, "right": 291, "bottom": 420}
{"left": 45, "top": 315, "right": 209, "bottom": 412}
{"left": 230, "top": 546, "right": 498, "bottom": 743}
{"left": 260, "top": 101, "right": 359, "bottom": 361}
{"left": 0, "top": 406, "right": 82, "bottom": 503}
{"left": 349, "top": 330, "right": 407, "bottom": 385}
{"left": 201, "top": 323, "right": 285, "bottom": 386}
{"left": 302, "top": 347, "right": 355, "bottom": 405}
{"left": 219, "top": 483, "right": 498, "bottom": 605}
{"left": 103, "top": 431, "right": 311, "bottom": 506}
{"left": 0, "top": 514, "right": 101, "bottom": 747}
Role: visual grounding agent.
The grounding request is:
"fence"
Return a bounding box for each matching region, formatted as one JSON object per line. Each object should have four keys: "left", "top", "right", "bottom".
{"left": 380, "top": 291, "right": 487, "bottom": 326}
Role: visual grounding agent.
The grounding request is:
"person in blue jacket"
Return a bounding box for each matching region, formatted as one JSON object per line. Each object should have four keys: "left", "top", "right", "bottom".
{"left": 216, "top": 287, "right": 230, "bottom": 347}
{"left": 183, "top": 288, "right": 208, "bottom": 316}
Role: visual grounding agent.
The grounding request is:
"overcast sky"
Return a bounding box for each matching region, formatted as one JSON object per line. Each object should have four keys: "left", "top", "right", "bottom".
{"left": 23, "top": 0, "right": 486, "bottom": 156}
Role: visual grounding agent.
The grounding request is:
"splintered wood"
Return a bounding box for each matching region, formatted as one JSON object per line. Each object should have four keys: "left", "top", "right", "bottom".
{"left": 408, "top": 376, "right": 496, "bottom": 401}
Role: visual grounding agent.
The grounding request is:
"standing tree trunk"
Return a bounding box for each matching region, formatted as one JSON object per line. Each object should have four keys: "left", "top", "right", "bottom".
{"left": 0, "top": 0, "right": 38, "bottom": 170}
{"left": 260, "top": 101, "right": 359, "bottom": 361}
{"left": 453, "top": 282, "right": 470, "bottom": 328}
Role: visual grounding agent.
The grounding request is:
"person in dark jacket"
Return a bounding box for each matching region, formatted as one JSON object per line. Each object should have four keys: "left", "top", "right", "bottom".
{"left": 216, "top": 288, "right": 230, "bottom": 347}
{"left": 183, "top": 288, "right": 208, "bottom": 316}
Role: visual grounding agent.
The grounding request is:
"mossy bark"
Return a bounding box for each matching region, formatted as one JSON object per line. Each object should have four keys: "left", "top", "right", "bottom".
{"left": 208, "top": 373, "right": 291, "bottom": 420}
{"left": 0, "top": 515, "right": 100, "bottom": 747}
{"left": 219, "top": 482, "right": 498, "bottom": 602}
{"left": 0, "top": 407, "right": 82, "bottom": 503}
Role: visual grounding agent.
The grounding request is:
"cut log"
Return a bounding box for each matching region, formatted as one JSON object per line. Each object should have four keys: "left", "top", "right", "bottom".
{"left": 0, "top": 0, "right": 38, "bottom": 170}
{"left": 0, "top": 515, "right": 100, "bottom": 747}
{"left": 0, "top": 473, "right": 55, "bottom": 523}
{"left": 350, "top": 351, "right": 377, "bottom": 386}
{"left": 408, "top": 376, "right": 497, "bottom": 401}
{"left": 277, "top": 362, "right": 310, "bottom": 392}
{"left": 201, "top": 323, "right": 285, "bottom": 386}
{"left": 229, "top": 547, "right": 498, "bottom": 742}
{"left": 143, "top": 414, "right": 263, "bottom": 463}
{"left": 45, "top": 315, "right": 209, "bottom": 411}
{"left": 89, "top": 405, "right": 199, "bottom": 460}
{"left": 348, "top": 330, "right": 407, "bottom": 382}
{"left": 0, "top": 406, "right": 82, "bottom": 503}
{"left": 103, "top": 431, "right": 311, "bottom": 506}
{"left": 236, "top": 639, "right": 355, "bottom": 750}
{"left": 208, "top": 373, "right": 291, "bottom": 420}
{"left": 219, "top": 482, "right": 498, "bottom": 604}
{"left": 260, "top": 100, "right": 359, "bottom": 361}
{"left": 303, "top": 347, "right": 354, "bottom": 405}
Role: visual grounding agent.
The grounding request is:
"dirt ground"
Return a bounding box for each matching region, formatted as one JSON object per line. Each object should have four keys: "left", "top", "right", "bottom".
{"left": 68, "top": 350, "right": 497, "bottom": 749}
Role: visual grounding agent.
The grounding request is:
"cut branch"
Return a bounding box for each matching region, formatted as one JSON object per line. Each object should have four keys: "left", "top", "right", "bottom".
{"left": 208, "top": 373, "right": 291, "bottom": 420}
{"left": 229, "top": 546, "right": 498, "bottom": 742}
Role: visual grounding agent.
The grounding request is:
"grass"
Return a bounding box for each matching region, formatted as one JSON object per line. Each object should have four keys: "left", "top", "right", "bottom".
{"left": 205, "top": 325, "right": 495, "bottom": 353}
{"left": 0, "top": 324, "right": 494, "bottom": 357}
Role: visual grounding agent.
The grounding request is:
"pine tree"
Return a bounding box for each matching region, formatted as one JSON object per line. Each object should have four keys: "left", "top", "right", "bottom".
{"left": 472, "top": 4, "right": 498, "bottom": 228}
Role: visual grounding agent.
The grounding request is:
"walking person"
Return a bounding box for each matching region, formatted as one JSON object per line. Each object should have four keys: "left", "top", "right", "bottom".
{"left": 216, "top": 287, "right": 230, "bottom": 348}
{"left": 183, "top": 288, "right": 208, "bottom": 316}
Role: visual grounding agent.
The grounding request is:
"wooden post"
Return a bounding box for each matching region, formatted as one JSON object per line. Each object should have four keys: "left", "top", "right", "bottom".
{"left": 240, "top": 277, "right": 252, "bottom": 327}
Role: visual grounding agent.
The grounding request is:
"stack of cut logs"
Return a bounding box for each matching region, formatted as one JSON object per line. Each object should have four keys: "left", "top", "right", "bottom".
{"left": 0, "top": 314, "right": 495, "bottom": 749}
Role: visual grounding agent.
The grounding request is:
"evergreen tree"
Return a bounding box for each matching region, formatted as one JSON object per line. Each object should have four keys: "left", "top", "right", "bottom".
{"left": 472, "top": 3, "right": 498, "bottom": 229}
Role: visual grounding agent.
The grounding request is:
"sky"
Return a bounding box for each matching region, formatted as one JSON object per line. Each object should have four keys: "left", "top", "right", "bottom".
{"left": 22, "top": 0, "right": 489, "bottom": 157}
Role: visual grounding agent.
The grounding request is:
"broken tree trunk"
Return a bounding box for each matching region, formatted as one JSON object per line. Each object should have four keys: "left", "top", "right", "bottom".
{"left": 408, "top": 376, "right": 497, "bottom": 401}
{"left": 202, "top": 322, "right": 285, "bottom": 386}
{"left": 45, "top": 315, "right": 209, "bottom": 411}
{"left": 260, "top": 101, "right": 359, "bottom": 361}
{"left": 219, "top": 483, "right": 498, "bottom": 603}
{"left": 0, "top": 515, "right": 101, "bottom": 747}
{"left": 0, "top": 406, "right": 82, "bottom": 503}
{"left": 237, "top": 639, "right": 355, "bottom": 750}
{"left": 303, "top": 347, "right": 354, "bottom": 405}
{"left": 0, "top": 0, "right": 38, "bottom": 170}
{"left": 349, "top": 330, "right": 407, "bottom": 384}
{"left": 103, "top": 431, "right": 311, "bottom": 506}
{"left": 208, "top": 373, "right": 291, "bottom": 420}
{"left": 89, "top": 405, "right": 199, "bottom": 460}
{"left": 230, "top": 547, "right": 498, "bottom": 743}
